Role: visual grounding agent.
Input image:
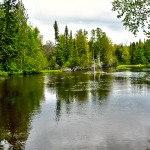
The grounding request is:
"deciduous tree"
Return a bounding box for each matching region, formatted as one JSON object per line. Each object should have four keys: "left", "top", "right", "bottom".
{"left": 112, "top": 0, "right": 150, "bottom": 36}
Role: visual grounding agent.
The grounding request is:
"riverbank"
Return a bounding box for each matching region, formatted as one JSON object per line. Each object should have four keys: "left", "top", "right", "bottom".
{"left": 40, "top": 70, "right": 62, "bottom": 73}
{"left": 1, "top": 64, "right": 150, "bottom": 76}
{"left": 116, "top": 64, "right": 150, "bottom": 69}
{"left": 0, "top": 71, "right": 9, "bottom": 76}
{"left": 0, "top": 70, "right": 62, "bottom": 76}
{"left": 1, "top": 68, "right": 150, "bottom": 150}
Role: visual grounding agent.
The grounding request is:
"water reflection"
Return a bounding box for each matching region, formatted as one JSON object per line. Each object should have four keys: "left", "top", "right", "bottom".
{"left": 113, "top": 70, "right": 150, "bottom": 95}
{"left": 0, "top": 75, "right": 44, "bottom": 149}
{"left": 42, "top": 69, "right": 150, "bottom": 150}
{"left": 47, "top": 72, "right": 113, "bottom": 121}
{"left": 1, "top": 68, "right": 150, "bottom": 150}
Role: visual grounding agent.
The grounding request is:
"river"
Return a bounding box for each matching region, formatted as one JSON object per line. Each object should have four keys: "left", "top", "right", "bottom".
{"left": 0, "top": 68, "right": 150, "bottom": 150}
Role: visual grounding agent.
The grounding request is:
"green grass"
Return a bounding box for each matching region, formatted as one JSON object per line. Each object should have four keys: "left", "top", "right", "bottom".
{"left": 0, "top": 71, "right": 23, "bottom": 76}
{"left": 8, "top": 71, "right": 23, "bottom": 75}
{"left": 0, "top": 70, "right": 62, "bottom": 76}
{"left": 0, "top": 71, "right": 8, "bottom": 76}
{"left": 116, "top": 64, "right": 150, "bottom": 69}
{"left": 40, "top": 70, "right": 62, "bottom": 73}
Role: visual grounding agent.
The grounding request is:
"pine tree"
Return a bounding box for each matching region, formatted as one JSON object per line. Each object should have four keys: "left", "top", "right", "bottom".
{"left": 129, "top": 42, "right": 136, "bottom": 65}
{"left": 64, "top": 25, "right": 70, "bottom": 62}
{"left": 0, "top": 0, "right": 19, "bottom": 71}
{"left": 144, "top": 40, "right": 150, "bottom": 64}
{"left": 0, "top": 0, "right": 47, "bottom": 73}
{"left": 56, "top": 34, "right": 66, "bottom": 67}
{"left": 115, "top": 45, "right": 123, "bottom": 64}
{"left": 53, "top": 20, "right": 59, "bottom": 45}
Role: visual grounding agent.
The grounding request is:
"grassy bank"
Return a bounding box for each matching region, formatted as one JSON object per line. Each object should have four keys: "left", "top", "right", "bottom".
{"left": 0, "top": 71, "right": 9, "bottom": 76}
{"left": 0, "top": 71, "right": 26, "bottom": 76}
{"left": 0, "top": 70, "right": 62, "bottom": 76}
{"left": 40, "top": 70, "right": 62, "bottom": 73}
{"left": 116, "top": 64, "right": 150, "bottom": 69}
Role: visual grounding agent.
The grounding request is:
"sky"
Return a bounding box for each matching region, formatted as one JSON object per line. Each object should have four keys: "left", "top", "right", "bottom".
{"left": 22, "top": 0, "right": 146, "bottom": 45}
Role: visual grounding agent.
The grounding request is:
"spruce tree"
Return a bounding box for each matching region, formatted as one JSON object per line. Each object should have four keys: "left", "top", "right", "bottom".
{"left": 53, "top": 20, "right": 59, "bottom": 45}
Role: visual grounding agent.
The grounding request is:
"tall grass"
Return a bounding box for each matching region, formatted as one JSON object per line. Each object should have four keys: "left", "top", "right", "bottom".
{"left": 116, "top": 64, "right": 150, "bottom": 69}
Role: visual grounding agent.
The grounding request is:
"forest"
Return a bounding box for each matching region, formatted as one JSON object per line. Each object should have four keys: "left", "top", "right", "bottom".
{"left": 0, "top": 0, "right": 150, "bottom": 74}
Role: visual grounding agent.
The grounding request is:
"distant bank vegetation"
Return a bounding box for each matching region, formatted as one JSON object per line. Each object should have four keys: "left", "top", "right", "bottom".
{"left": 117, "top": 64, "right": 150, "bottom": 69}
{"left": 0, "top": 0, "right": 150, "bottom": 75}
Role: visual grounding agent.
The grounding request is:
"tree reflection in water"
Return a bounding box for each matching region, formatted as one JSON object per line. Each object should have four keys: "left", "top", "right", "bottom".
{"left": 0, "top": 75, "right": 44, "bottom": 150}
{"left": 47, "top": 71, "right": 114, "bottom": 121}
{"left": 1, "top": 69, "right": 150, "bottom": 150}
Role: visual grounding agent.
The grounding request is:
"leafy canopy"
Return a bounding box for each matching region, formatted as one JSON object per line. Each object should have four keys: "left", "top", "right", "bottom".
{"left": 112, "top": 0, "right": 150, "bottom": 37}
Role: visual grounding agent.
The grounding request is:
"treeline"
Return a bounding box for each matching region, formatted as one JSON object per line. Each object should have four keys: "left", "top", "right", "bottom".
{"left": 0, "top": 0, "right": 46, "bottom": 73}
{"left": 45, "top": 21, "right": 114, "bottom": 69}
{"left": 45, "top": 21, "right": 150, "bottom": 69}
{"left": 0, "top": 1, "right": 150, "bottom": 74}
{"left": 114, "top": 40, "right": 150, "bottom": 65}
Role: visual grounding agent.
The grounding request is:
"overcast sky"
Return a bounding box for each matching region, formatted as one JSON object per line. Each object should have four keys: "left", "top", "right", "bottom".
{"left": 22, "top": 0, "right": 146, "bottom": 44}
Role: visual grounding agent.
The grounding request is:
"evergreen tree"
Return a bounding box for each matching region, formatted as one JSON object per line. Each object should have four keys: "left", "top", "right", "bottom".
{"left": 68, "top": 30, "right": 75, "bottom": 67}
{"left": 129, "top": 42, "right": 136, "bottom": 65}
{"left": 115, "top": 45, "right": 123, "bottom": 64}
{"left": 136, "top": 40, "right": 146, "bottom": 64}
{"left": 144, "top": 40, "right": 150, "bottom": 64}
{"left": 64, "top": 25, "right": 70, "bottom": 62}
{"left": 56, "top": 34, "right": 66, "bottom": 67}
{"left": 0, "top": 0, "right": 19, "bottom": 71}
{"left": 53, "top": 20, "right": 59, "bottom": 44}
{"left": 0, "top": 0, "right": 46, "bottom": 73}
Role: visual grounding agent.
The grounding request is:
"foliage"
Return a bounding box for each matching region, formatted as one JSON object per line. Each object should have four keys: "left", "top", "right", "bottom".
{"left": 0, "top": 70, "right": 8, "bottom": 76}
{"left": 122, "top": 46, "right": 130, "bottom": 65}
{"left": 1, "top": 0, "right": 150, "bottom": 76}
{"left": 53, "top": 20, "right": 59, "bottom": 44}
{"left": 116, "top": 64, "right": 145, "bottom": 69}
{"left": 144, "top": 40, "right": 150, "bottom": 63}
{"left": 40, "top": 70, "right": 62, "bottom": 73}
{"left": 0, "top": 0, "right": 46, "bottom": 74}
{"left": 44, "top": 40, "right": 56, "bottom": 69}
{"left": 115, "top": 45, "right": 123, "bottom": 64}
{"left": 46, "top": 21, "right": 150, "bottom": 70}
{"left": 89, "top": 28, "right": 114, "bottom": 67}
{"left": 75, "top": 29, "right": 90, "bottom": 67}
{"left": 114, "top": 39, "right": 150, "bottom": 66}
{"left": 112, "top": 0, "right": 150, "bottom": 36}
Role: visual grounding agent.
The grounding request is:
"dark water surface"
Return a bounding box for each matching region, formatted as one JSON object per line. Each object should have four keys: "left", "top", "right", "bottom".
{"left": 0, "top": 68, "right": 150, "bottom": 150}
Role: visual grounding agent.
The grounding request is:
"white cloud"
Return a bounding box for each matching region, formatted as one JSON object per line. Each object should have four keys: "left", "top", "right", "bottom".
{"left": 22, "top": 0, "right": 146, "bottom": 44}
{"left": 24, "top": 0, "right": 111, "bottom": 17}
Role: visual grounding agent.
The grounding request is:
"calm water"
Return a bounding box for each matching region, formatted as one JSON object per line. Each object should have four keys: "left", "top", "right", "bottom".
{"left": 0, "top": 68, "right": 150, "bottom": 150}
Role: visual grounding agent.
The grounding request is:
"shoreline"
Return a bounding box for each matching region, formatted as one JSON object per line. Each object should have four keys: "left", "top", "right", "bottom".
{"left": 1, "top": 65, "right": 150, "bottom": 76}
